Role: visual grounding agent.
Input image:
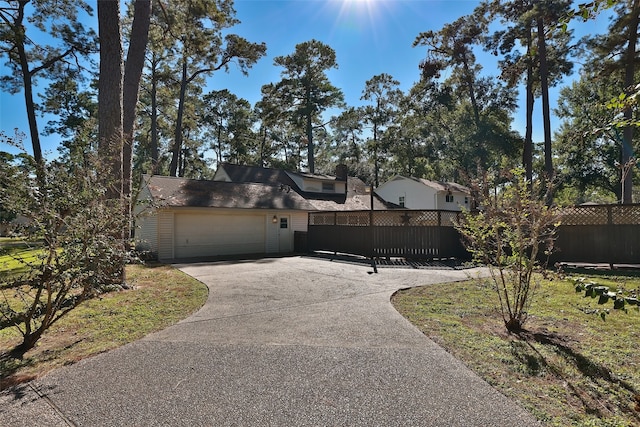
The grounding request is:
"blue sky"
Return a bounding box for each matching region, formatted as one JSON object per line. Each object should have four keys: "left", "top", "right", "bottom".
{"left": 0, "top": 0, "right": 612, "bottom": 159}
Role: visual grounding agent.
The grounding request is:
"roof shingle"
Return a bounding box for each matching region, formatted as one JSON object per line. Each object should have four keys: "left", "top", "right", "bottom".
{"left": 142, "top": 163, "right": 393, "bottom": 211}
{"left": 143, "top": 175, "right": 315, "bottom": 210}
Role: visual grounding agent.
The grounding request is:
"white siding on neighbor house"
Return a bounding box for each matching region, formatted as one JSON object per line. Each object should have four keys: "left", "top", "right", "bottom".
{"left": 376, "top": 176, "right": 469, "bottom": 211}
{"left": 157, "top": 211, "right": 175, "bottom": 260}
{"left": 376, "top": 177, "right": 438, "bottom": 210}
{"left": 434, "top": 191, "right": 469, "bottom": 210}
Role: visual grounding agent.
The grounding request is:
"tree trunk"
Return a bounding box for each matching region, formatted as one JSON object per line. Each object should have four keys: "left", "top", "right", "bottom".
{"left": 217, "top": 116, "right": 223, "bottom": 164}
{"left": 305, "top": 84, "right": 314, "bottom": 173}
{"left": 17, "top": 47, "right": 42, "bottom": 167}
{"left": 260, "top": 126, "right": 267, "bottom": 167}
{"left": 461, "top": 53, "right": 481, "bottom": 128}
{"left": 98, "top": 0, "right": 124, "bottom": 200}
{"left": 10, "top": 330, "right": 43, "bottom": 359}
{"left": 13, "top": 2, "right": 43, "bottom": 172}
{"left": 621, "top": 0, "right": 639, "bottom": 204}
{"left": 524, "top": 26, "right": 534, "bottom": 185}
{"left": 537, "top": 16, "right": 553, "bottom": 205}
{"left": 150, "top": 56, "right": 159, "bottom": 173}
{"left": 97, "top": 0, "right": 125, "bottom": 284}
{"left": 122, "top": 0, "right": 151, "bottom": 221}
{"left": 169, "top": 60, "right": 189, "bottom": 176}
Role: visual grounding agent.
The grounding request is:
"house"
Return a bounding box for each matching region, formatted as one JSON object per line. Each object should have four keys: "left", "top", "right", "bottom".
{"left": 0, "top": 214, "right": 30, "bottom": 236}
{"left": 375, "top": 175, "right": 471, "bottom": 211}
{"left": 135, "top": 164, "right": 390, "bottom": 261}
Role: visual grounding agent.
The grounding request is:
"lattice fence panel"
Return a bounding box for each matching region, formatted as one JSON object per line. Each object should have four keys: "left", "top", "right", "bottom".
{"left": 560, "top": 205, "right": 640, "bottom": 225}
{"left": 412, "top": 211, "right": 440, "bottom": 226}
{"left": 373, "top": 210, "right": 445, "bottom": 226}
{"left": 612, "top": 205, "right": 640, "bottom": 224}
{"left": 374, "top": 211, "right": 406, "bottom": 226}
{"left": 440, "top": 211, "right": 461, "bottom": 227}
{"left": 335, "top": 212, "right": 370, "bottom": 226}
{"left": 560, "top": 206, "right": 609, "bottom": 225}
{"left": 309, "top": 212, "right": 336, "bottom": 226}
{"left": 311, "top": 210, "right": 465, "bottom": 227}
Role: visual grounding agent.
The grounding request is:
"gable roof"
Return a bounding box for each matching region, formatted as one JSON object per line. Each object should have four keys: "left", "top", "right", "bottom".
{"left": 308, "top": 176, "right": 390, "bottom": 210}
{"left": 215, "top": 163, "right": 392, "bottom": 210}
{"left": 141, "top": 175, "right": 315, "bottom": 210}
{"left": 215, "top": 163, "right": 341, "bottom": 187}
{"left": 142, "top": 163, "right": 394, "bottom": 211}
{"left": 386, "top": 175, "right": 470, "bottom": 194}
{"left": 215, "top": 163, "right": 298, "bottom": 187}
{"left": 418, "top": 178, "right": 470, "bottom": 194}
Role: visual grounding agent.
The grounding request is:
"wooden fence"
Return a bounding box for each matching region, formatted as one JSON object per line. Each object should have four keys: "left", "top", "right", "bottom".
{"left": 306, "top": 204, "right": 640, "bottom": 265}
{"left": 307, "top": 210, "right": 469, "bottom": 260}
{"left": 551, "top": 204, "right": 640, "bottom": 264}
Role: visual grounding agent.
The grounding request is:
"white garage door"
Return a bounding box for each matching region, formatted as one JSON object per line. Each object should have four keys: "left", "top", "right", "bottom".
{"left": 174, "top": 212, "right": 265, "bottom": 258}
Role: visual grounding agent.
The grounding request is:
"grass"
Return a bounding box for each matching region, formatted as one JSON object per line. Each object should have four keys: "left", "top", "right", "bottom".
{"left": 391, "top": 269, "right": 640, "bottom": 427}
{"left": 0, "top": 239, "right": 44, "bottom": 276}
{"left": 0, "top": 262, "right": 208, "bottom": 389}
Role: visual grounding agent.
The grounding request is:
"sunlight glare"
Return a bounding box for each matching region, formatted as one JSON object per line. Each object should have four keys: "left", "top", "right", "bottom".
{"left": 331, "top": 0, "right": 389, "bottom": 35}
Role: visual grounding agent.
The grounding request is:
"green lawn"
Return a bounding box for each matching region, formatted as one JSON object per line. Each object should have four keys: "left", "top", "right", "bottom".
{"left": 0, "top": 239, "right": 44, "bottom": 276}
{"left": 392, "top": 270, "right": 640, "bottom": 427}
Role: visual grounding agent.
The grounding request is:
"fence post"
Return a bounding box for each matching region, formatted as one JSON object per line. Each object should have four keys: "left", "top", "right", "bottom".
{"left": 607, "top": 205, "right": 614, "bottom": 269}
{"left": 437, "top": 210, "right": 442, "bottom": 257}
{"left": 370, "top": 185, "right": 377, "bottom": 273}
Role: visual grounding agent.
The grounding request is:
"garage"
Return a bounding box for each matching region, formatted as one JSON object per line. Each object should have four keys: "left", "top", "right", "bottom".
{"left": 174, "top": 211, "right": 265, "bottom": 258}
{"left": 135, "top": 173, "right": 368, "bottom": 261}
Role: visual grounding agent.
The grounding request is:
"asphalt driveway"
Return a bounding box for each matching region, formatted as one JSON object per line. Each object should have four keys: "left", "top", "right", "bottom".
{"left": 1, "top": 256, "right": 540, "bottom": 426}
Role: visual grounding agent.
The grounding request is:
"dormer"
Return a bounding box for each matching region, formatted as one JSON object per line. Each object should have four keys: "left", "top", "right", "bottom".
{"left": 285, "top": 171, "right": 346, "bottom": 194}
{"left": 213, "top": 162, "right": 350, "bottom": 196}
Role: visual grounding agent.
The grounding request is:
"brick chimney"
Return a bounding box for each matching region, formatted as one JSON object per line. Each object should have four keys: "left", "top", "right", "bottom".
{"left": 335, "top": 164, "right": 348, "bottom": 181}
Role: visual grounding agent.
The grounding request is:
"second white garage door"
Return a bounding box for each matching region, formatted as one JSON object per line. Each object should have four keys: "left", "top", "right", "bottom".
{"left": 174, "top": 212, "right": 265, "bottom": 258}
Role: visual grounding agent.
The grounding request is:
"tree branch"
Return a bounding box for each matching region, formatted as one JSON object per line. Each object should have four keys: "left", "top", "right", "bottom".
{"left": 29, "top": 47, "right": 76, "bottom": 77}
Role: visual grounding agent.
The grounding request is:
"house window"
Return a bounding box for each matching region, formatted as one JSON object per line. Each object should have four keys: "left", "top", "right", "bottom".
{"left": 445, "top": 193, "right": 454, "bottom": 203}
{"left": 464, "top": 196, "right": 469, "bottom": 204}
{"left": 399, "top": 196, "right": 405, "bottom": 207}
{"left": 280, "top": 218, "right": 288, "bottom": 229}
{"left": 322, "top": 182, "right": 335, "bottom": 192}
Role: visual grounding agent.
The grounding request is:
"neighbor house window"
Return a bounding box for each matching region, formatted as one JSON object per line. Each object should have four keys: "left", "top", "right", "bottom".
{"left": 445, "top": 193, "right": 454, "bottom": 203}
{"left": 464, "top": 196, "right": 469, "bottom": 204}
{"left": 322, "top": 182, "right": 335, "bottom": 192}
{"left": 399, "top": 196, "right": 405, "bottom": 207}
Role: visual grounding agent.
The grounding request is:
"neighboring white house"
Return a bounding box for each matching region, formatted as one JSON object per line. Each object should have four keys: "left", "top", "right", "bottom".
{"left": 135, "top": 164, "right": 390, "bottom": 261}
{"left": 375, "top": 175, "right": 471, "bottom": 211}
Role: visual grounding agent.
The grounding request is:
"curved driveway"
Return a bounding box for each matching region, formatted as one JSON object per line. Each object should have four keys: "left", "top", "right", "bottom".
{"left": 1, "top": 256, "right": 540, "bottom": 426}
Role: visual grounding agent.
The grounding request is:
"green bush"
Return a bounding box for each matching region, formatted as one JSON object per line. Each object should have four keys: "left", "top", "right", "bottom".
{"left": 456, "top": 170, "right": 561, "bottom": 332}
{"left": 1, "top": 154, "right": 127, "bottom": 357}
